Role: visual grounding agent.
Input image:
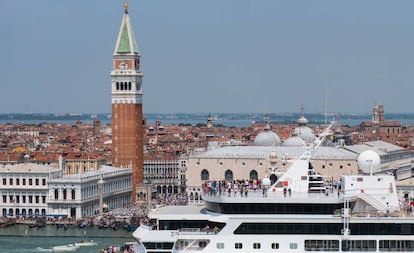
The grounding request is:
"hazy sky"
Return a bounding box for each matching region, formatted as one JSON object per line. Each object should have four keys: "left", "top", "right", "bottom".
{"left": 1, "top": 1, "right": 414, "bottom": 114}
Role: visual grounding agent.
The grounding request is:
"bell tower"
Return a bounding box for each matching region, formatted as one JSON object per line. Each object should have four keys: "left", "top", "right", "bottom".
{"left": 111, "top": 2, "right": 143, "bottom": 202}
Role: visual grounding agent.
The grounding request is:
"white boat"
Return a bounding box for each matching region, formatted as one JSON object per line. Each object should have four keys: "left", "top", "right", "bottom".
{"left": 52, "top": 244, "right": 79, "bottom": 252}
{"left": 74, "top": 239, "right": 97, "bottom": 247}
{"left": 132, "top": 125, "right": 414, "bottom": 252}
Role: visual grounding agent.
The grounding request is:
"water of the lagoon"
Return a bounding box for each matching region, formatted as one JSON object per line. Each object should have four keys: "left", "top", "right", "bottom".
{"left": 2, "top": 112, "right": 414, "bottom": 127}
{"left": 0, "top": 224, "right": 134, "bottom": 253}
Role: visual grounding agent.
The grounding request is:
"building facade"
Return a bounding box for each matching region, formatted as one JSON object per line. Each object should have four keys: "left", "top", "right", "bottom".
{"left": 48, "top": 166, "right": 132, "bottom": 218}
{"left": 0, "top": 163, "right": 61, "bottom": 217}
{"left": 140, "top": 159, "right": 186, "bottom": 198}
{"left": 111, "top": 3, "right": 144, "bottom": 201}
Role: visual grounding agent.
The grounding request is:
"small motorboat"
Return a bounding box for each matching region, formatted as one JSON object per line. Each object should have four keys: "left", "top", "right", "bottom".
{"left": 52, "top": 244, "right": 79, "bottom": 252}
{"left": 74, "top": 239, "right": 98, "bottom": 247}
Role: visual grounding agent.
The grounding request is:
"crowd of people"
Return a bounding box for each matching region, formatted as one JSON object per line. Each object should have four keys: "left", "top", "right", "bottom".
{"left": 156, "top": 192, "right": 188, "bottom": 206}
{"left": 202, "top": 179, "right": 268, "bottom": 197}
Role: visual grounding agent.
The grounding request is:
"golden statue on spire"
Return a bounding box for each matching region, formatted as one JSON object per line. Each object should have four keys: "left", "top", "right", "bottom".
{"left": 124, "top": 2, "right": 129, "bottom": 13}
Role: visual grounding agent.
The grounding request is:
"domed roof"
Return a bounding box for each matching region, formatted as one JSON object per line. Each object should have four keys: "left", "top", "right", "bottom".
{"left": 293, "top": 126, "right": 316, "bottom": 143}
{"left": 291, "top": 107, "right": 315, "bottom": 143}
{"left": 254, "top": 124, "right": 281, "bottom": 146}
{"left": 297, "top": 115, "right": 308, "bottom": 125}
{"left": 283, "top": 136, "right": 306, "bottom": 147}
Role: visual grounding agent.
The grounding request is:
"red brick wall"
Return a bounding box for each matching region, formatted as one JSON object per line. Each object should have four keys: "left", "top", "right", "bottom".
{"left": 112, "top": 103, "right": 144, "bottom": 202}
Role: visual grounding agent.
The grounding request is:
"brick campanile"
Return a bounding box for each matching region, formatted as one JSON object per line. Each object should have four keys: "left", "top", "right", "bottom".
{"left": 111, "top": 2, "right": 143, "bottom": 202}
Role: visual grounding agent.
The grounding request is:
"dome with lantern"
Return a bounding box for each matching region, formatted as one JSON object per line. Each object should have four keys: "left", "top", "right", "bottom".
{"left": 290, "top": 106, "right": 316, "bottom": 144}
{"left": 254, "top": 123, "right": 281, "bottom": 146}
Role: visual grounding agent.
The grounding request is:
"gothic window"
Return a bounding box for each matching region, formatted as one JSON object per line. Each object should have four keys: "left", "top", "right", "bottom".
{"left": 54, "top": 189, "right": 58, "bottom": 200}
{"left": 249, "top": 170, "right": 258, "bottom": 180}
{"left": 201, "top": 169, "right": 209, "bottom": 180}
{"left": 225, "top": 170, "right": 233, "bottom": 181}
{"left": 63, "top": 189, "right": 67, "bottom": 200}
{"left": 71, "top": 189, "right": 76, "bottom": 200}
{"left": 116, "top": 82, "right": 119, "bottom": 90}
{"left": 128, "top": 82, "right": 132, "bottom": 90}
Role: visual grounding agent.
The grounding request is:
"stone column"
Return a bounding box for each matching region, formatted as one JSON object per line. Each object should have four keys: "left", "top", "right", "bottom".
{"left": 97, "top": 176, "right": 105, "bottom": 216}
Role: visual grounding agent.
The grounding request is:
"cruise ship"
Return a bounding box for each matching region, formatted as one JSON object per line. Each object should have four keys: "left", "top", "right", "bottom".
{"left": 133, "top": 128, "right": 414, "bottom": 253}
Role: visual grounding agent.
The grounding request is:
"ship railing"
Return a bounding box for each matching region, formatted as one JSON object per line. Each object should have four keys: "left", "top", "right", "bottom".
{"left": 202, "top": 190, "right": 344, "bottom": 200}
{"left": 351, "top": 210, "right": 403, "bottom": 218}
{"left": 178, "top": 227, "right": 219, "bottom": 235}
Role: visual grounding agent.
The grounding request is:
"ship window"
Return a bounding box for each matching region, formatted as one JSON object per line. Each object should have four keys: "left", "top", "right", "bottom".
{"left": 201, "top": 169, "right": 209, "bottom": 180}
{"left": 198, "top": 241, "right": 208, "bottom": 248}
{"left": 290, "top": 243, "right": 297, "bottom": 249}
{"left": 216, "top": 242, "right": 224, "bottom": 249}
{"left": 379, "top": 240, "right": 414, "bottom": 251}
{"left": 271, "top": 243, "right": 279, "bottom": 249}
{"left": 357, "top": 177, "right": 363, "bottom": 182}
{"left": 235, "top": 243, "right": 242, "bottom": 249}
{"left": 342, "top": 240, "right": 376, "bottom": 251}
{"left": 305, "top": 240, "right": 339, "bottom": 251}
{"left": 253, "top": 243, "right": 261, "bottom": 249}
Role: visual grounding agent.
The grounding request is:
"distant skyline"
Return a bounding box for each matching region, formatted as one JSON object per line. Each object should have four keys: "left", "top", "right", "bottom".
{"left": 2, "top": 1, "right": 414, "bottom": 114}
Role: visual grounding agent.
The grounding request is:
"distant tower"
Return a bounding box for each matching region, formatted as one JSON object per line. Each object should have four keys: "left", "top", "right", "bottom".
{"left": 378, "top": 104, "right": 385, "bottom": 122}
{"left": 93, "top": 118, "right": 101, "bottom": 137}
{"left": 207, "top": 113, "right": 213, "bottom": 128}
{"left": 372, "top": 104, "right": 380, "bottom": 125}
{"left": 111, "top": 2, "right": 144, "bottom": 202}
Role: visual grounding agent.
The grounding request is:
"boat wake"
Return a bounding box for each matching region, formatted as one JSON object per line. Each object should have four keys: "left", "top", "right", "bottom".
{"left": 34, "top": 247, "right": 53, "bottom": 252}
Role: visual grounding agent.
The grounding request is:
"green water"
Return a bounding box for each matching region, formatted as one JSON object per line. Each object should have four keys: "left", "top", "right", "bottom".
{"left": 0, "top": 224, "right": 135, "bottom": 253}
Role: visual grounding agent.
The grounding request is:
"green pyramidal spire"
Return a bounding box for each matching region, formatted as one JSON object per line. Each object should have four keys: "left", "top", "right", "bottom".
{"left": 114, "top": 2, "right": 139, "bottom": 54}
